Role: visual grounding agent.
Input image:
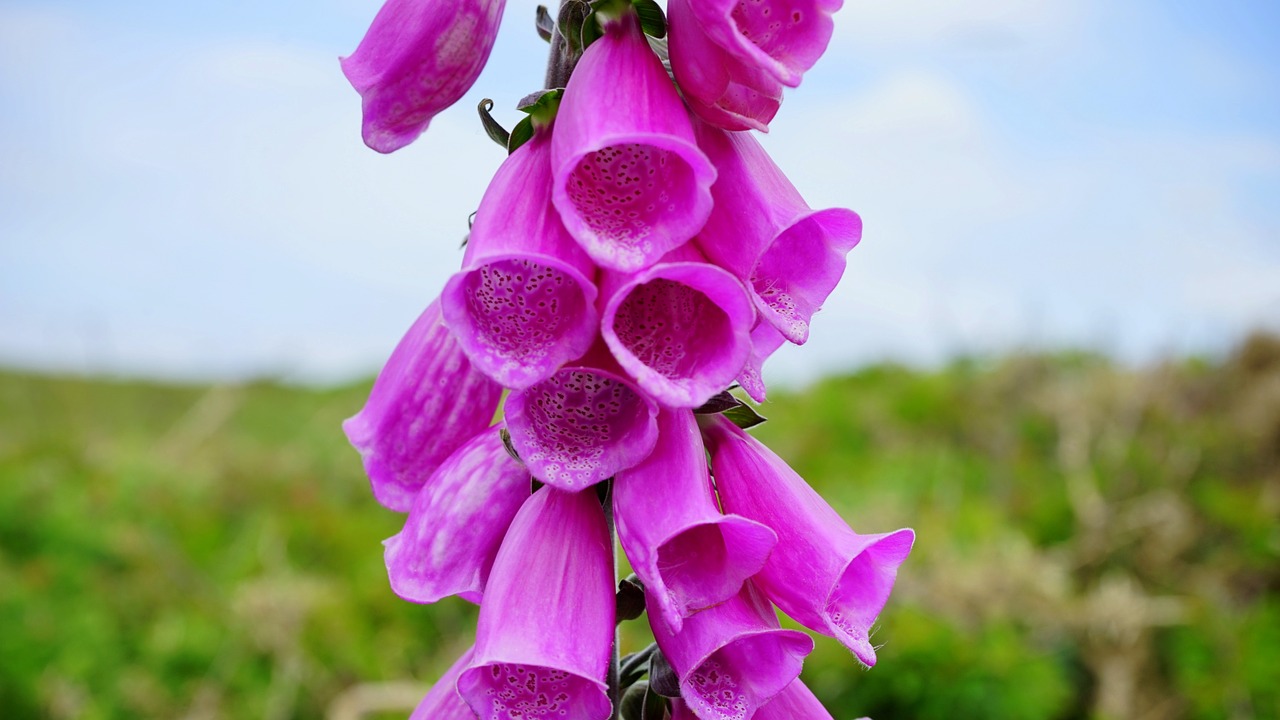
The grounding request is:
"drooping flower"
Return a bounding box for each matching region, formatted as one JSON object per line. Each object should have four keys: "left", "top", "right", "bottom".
{"left": 343, "top": 298, "right": 504, "bottom": 512}
{"left": 701, "top": 414, "right": 915, "bottom": 667}
{"left": 599, "top": 243, "right": 756, "bottom": 408}
{"left": 442, "top": 127, "right": 599, "bottom": 390}
{"left": 504, "top": 346, "right": 659, "bottom": 491}
{"left": 685, "top": 0, "right": 843, "bottom": 88}
{"left": 551, "top": 8, "right": 716, "bottom": 272}
{"left": 648, "top": 582, "right": 813, "bottom": 720}
{"left": 341, "top": 0, "right": 507, "bottom": 153}
{"left": 614, "top": 409, "right": 776, "bottom": 633}
{"left": 383, "top": 423, "right": 530, "bottom": 605}
{"left": 694, "top": 121, "right": 861, "bottom": 345}
{"left": 668, "top": 0, "right": 784, "bottom": 132}
{"left": 409, "top": 646, "right": 479, "bottom": 720}
{"left": 457, "top": 487, "right": 614, "bottom": 720}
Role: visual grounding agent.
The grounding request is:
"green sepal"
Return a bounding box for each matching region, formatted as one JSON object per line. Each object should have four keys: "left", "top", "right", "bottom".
{"left": 618, "top": 643, "right": 656, "bottom": 689}
{"left": 616, "top": 575, "right": 646, "bottom": 623}
{"left": 506, "top": 116, "right": 534, "bottom": 154}
{"left": 517, "top": 89, "right": 564, "bottom": 125}
{"left": 647, "top": 649, "right": 682, "bottom": 698}
{"left": 535, "top": 5, "right": 555, "bottom": 42}
{"left": 723, "top": 403, "right": 767, "bottom": 430}
{"left": 631, "top": 0, "right": 666, "bottom": 38}
{"left": 558, "top": 0, "right": 596, "bottom": 55}
{"left": 477, "top": 99, "right": 510, "bottom": 150}
{"left": 693, "top": 389, "right": 744, "bottom": 415}
{"left": 499, "top": 427, "right": 522, "bottom": 464}
{"left": 620, "top": 681, "right": 670, "bottom": 720}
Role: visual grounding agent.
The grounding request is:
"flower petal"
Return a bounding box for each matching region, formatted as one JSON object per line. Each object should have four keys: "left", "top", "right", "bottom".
{"left": 687, "top": 0, "right": 842, "bottom": 87}
{"left": 600, "top": 244, "right": 756, "bottom": 408}
{"left": 342, "top": 298, "right": 504, "bottom": 512}
{"left": 702, "top": 415, "right": 914, "bottom": 667}
{"left": 384, "top": 424, "right": 530, "bottom": 604}
{"left": 409, "top": 646, "right": 479, "bottom": 720}
{"left": 442, "top": 130, "right": 600, "bottom": 389}
{"left": 615, "top": 409, "right": 776, "bottom": 632}
{"left": 342, "top": 0, "right": 507, "bottom": 152}
{"left": 648, "top": 582, "right": 813, "bottom": 720}
{"left": 458, "top": 487, "right": 614, "bottom": 720}
{"left": 551, "top": 11, "right": 716, "bottom": 271}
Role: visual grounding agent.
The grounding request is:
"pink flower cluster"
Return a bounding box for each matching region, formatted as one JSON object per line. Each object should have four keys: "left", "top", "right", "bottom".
{"left": 341, "top": 1, "right": 913, "bottom": 719}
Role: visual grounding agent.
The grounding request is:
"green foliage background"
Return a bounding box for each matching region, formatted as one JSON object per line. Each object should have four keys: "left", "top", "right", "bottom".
{"left": 2, "top": 335, "right": 1277, "bottom": 719}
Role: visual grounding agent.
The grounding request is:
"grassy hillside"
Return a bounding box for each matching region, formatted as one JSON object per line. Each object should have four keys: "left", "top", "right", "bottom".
{"left": 1, "top": 335, "right": 1277, "bottom": 719}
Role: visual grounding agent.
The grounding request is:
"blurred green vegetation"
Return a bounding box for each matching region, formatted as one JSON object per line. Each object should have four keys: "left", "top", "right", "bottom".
{"left": 1, "top": 334, "right": 1278, "bottom": 719}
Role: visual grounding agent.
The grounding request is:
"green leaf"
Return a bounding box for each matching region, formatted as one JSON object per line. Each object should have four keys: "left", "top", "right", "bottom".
{"left": 723, "top": 403, "right": 767, "bottom": 430}
{"left": 506, "top": 116, "right": 535, "bottom": 154}
{"left": 558, "top": 0, "right": 594, "bottom": 55}
{"left": 535, "top": 5, "right": 555, "bottom": 42}
{"left": 693, "top": 390, "right": 745, "bottom": 415}
{"left": 631, "top": 0, "right": 666, "bottom": 38}
{"left": 477, "top": 99, "right": 510, "bottom": 150}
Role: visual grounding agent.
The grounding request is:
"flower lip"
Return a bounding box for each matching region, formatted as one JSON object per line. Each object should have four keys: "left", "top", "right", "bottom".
{"left": 456, "top": 663, "right": 611, "bottom": 720}
{"left": 652, "top": 515, "right": 777, "bottom": 626}
{"left": 680, "top": 629, "right": 814, "bottom": 720}
{"left": 504, "top": 362, "right": 660, "bottom": 490}
{"left": 601, "top": 260, "right": 755, "bottom": 408}
{"left": 689, "top": 0, "right": 841, "bottom": 88}
{"left": 555, "top": 133, "right": 715, "bottom": 273}
{"left": 443, "top": 252, "right": 599, "bottom": 390}
{"left": 823, "top": 527, "right": 916, "bottom": 666}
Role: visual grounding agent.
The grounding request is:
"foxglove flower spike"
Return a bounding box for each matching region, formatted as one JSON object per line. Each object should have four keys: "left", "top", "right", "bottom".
{"left": 552, "top": 8, "right": 716, "bottom": 272}
{"left": 342, "top": 0, "right": 507, "bottom": 153}
{"left": 442, "top": 129, "right": 600, "bottom": 389}
{"left": 702, "top": 415, "right": 914, "bottom": 667}
{"left": 615, "top": 409, "right": 776, "bottom": 632}
{"left": 343, "top": 299, "right": 503, "bottom": 512}
{"left": 458, "top": 487, "right": 614, "bottom": 720}
{"left": 384, "top": 424, "right": 530, "bottom": 604}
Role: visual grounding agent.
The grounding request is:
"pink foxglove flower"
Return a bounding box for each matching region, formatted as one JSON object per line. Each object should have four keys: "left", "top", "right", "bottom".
{"left": 668, "top": 0, "right": 784, "bottom": 132}
{"left": 695, "top": 121, "right": 861, "bottom": 345}
{"left": 614, "top": 409, "right": 776, "bottom": 632}
{"left": 383, "top": 424, "right": 529, "bottom": 604}
{"left": 457, "top": 487, "right": 614, "bottom": 720}
{"left": 600, "top": 243, "right": 756, "bottom": 408}
{"left": 504, "top": 347, "right": 659, "bottom": 490}
{"left": 685, "top": 0, "right": 842, "bottom": 88}
{"left": 342, "top": 0, "right": 507, "bottom": 153}
{"left": 702, "top": 415, "right": 915, "bottom": 667}
{"left": 343, "top": 298, "right": 503, "bottom": 512}
{"left": 442, "top": 128, "right": 600, "bottom": 390}
{"left": 409, "top": 646, "right": 478, "bottom": 720}
{"left": 648, "top": 582, "right": 813, "bottom": 720}
{"left": 551, "top": 10, "right": 716, "bottom": 272}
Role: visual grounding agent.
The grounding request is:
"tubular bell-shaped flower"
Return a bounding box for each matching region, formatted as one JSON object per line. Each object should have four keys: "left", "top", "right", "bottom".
{"left": 668, "top": 0, "right": 784, "bottom": 132}
{"left": 551, "top": 9, "right": 716, "bottom": 272}
{"left": 648, "top": 582, "right": 813, "bottom": 720}
{"left": 600, "top": 243, "right": 755, "bottom": 408}
{"left": 686, "top": 0, "right": 842, "bottom": 88}
{"left": 702, "top": 415, "right": 915, "bottom": 667}
{"left": 669, "top": 677, "right": 835, "bottom": 720}
{"left": 343, "top": 299, "right": 503, "bottom": 512}
{"left": 694, "top": 121, "right": 861, "bottom": 346}
{"left": 409, "top": 646, "right": 479, "bottom": 720}
{"left": 442, "top": 128, "right": 599, "bottom": 389}
{"left": 342, "top": 0, "right": 507, "bottom": 153}
{"left": 458, "top": 487, "right": 614, "bottom": 720}
{"left": 504, "top": 345, "right": 659, "bottom": 490}
{"left": 383, "top": 424, "right": 530, "bottom": 605}
{"left": 615, "top": 409, "right": 776, "bottom": 633}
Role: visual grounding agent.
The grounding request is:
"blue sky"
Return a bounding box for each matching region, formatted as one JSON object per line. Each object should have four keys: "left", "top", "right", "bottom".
{"left": 1, "top": 0, "right": 1277, "bottom": 385}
